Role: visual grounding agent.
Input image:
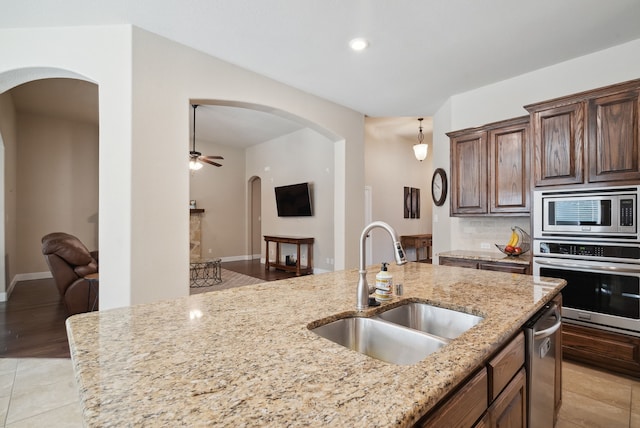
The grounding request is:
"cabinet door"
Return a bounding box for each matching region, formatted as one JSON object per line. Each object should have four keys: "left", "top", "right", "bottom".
{"left": 487, "top": 368, "right": 527, "bottom": 428}
{"left": 531, "top": 103, "right": 585, "bottom": 186}
{"left": 418, "top": 368, "right": 488, "bottom": 427}
{"left": 451, "top": 130, "right": 488, "bottom": 215}
{"left": 488, "top": 121, "right": 529, "bottom": 213}
{"left": 479, "top": 262, "right": 530, "bottom": 275}
{"left": 439, "top": 257, "right": 480, "bottom": 269}
{"left": 588, "top": 89, "right": 640, "bottom": 183}
{"left": 563, "top": 323, "right": 640, "bottom": 377}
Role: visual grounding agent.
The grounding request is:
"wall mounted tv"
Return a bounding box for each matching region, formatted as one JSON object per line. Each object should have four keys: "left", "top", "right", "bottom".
{"left": 274, "top": 182, "right": 313, "bottom": 217}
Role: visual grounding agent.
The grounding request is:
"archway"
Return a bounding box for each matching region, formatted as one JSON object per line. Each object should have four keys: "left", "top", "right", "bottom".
{"left": 0, "top": 68, "right": 98, "bottom": 301}
{"left": 189, "top": 100, "right": 341, "bottom": 273}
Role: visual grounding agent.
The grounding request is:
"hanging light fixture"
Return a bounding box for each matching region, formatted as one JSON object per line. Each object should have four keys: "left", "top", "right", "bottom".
{"left": 189, "top": 105, "right": 203, "bottom": 171}
{"left": 413, "top": 117, "right": 428, "bottom": 161}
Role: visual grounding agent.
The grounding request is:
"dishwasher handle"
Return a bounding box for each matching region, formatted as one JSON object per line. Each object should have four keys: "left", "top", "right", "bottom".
{"left": 534, "top": 303, "right": 562, "bottom": 339}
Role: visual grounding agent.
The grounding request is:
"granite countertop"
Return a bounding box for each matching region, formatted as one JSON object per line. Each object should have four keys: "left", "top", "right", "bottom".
{"left": 66, "top": 262, "right": 564, "bottom": 427}
{"left": 439, "top": 249, "right": 532, "bottom": 265}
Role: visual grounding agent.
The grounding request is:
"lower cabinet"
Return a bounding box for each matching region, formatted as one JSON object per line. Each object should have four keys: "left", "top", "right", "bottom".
{"left": 417, "top": 332, "right": 527, "bottom": 427}
{"left": 563, "top": 323, "right": 640, "bottom": 377}
{"left": 439, "top": 256, "right": 530, "bottom": 275}
{"left": 485, "top": 368, "right": 527, "bottom": 428}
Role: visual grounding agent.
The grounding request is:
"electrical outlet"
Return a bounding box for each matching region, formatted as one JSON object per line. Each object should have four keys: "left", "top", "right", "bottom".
{"left": 480, "top": 242, "right": 490, "bottom": 249}
{"left": 208, "top": 248, "right": 212, "bottom": 254}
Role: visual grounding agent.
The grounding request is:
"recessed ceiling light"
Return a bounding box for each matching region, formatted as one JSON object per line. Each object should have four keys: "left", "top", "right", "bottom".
{"left": 349, "top": 38, "right": 369, "bottom": 51}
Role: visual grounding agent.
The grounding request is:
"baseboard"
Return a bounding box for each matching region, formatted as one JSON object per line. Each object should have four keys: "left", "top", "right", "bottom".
{"left": 0, "top": 271, "right": 52, "bottom": 302}
{"left": 218, "top": 255, "right": 258, "bottom": 262}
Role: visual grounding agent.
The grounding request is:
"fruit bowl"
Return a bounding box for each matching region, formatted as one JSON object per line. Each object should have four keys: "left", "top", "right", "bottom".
{"left": 495, "top": 226, "right": 530, "bottom": 257}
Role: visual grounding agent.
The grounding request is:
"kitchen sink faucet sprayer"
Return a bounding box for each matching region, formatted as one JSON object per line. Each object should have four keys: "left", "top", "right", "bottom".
{"left": 357, "top": 221, "right": 407, "bottom": 311}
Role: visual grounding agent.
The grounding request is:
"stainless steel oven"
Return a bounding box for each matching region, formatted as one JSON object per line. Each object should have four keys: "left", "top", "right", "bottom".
{"left": 533, "top": 185, "right": 640, "bottom": 242}
{"left": 533, "top": 251, "right": 640, "bottom": 336}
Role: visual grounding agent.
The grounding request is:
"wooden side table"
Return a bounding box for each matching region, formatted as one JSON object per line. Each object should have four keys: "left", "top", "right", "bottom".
{"left": 264, "top": 235, "right": 314, "bottom": 276}
{"left": 400, "top": 234, "right": 433, "bottom": 262}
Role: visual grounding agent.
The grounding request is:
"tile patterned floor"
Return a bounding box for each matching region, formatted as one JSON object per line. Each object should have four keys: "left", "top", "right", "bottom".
{"left": 0, "top": 359, "right": 82, "bottom": 427}
{"left": 0, "top": 358, "right": 638, "bottom": 427}
{"left": 558, "top": 361, "right": 640, "bottom": 428}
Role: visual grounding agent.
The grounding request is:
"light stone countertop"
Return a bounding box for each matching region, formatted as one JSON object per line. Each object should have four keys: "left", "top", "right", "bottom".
{"left": 439, "top": 249, "right": 532, "bottom": 265}
{"left": 66, "top": 262, "right": 564, "bottom": 427}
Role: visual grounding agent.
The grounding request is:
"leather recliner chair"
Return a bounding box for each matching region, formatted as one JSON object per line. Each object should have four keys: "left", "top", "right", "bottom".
{"left": 42, "top": 232, "right": 99, "bottom": 316}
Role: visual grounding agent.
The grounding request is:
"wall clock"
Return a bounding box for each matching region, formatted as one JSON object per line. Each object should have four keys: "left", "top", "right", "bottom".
{"left": 431, "top": 168, "right": 448, "bottom": 207}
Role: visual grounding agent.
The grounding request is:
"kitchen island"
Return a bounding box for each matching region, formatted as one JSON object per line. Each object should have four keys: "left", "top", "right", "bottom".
{"left": 66, "top": 262, "right": 564, "bottom": 427}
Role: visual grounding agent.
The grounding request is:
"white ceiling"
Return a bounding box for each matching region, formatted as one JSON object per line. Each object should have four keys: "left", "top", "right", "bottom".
{"left": 4, "top": 0, "right": 640, "bottom": 145}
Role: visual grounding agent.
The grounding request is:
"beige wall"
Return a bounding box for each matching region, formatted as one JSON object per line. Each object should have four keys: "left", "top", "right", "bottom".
{"left": 247, "top": 128, "right": 335, "bottom": 272}
{"left": 0, "top": 92, "right": 17, "bottom": 297}
{"left": 189, "top": 137, "right": 246, "bottom": 259}
{"left": 128, "top": 27, "right": 363, "bottom": 304}
{"left": 364, "top": 117, "right": 433, "bottom": 264}
{"left": 16, "top": 112, "right": 99, "bottom": 273}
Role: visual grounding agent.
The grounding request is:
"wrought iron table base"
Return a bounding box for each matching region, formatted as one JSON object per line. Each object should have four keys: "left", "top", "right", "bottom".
{"left": 190, "top": 259, "right": 222, "bottom": 287}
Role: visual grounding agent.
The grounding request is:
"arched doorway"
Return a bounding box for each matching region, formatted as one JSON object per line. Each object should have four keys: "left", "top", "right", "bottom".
{"left": 0, "top": 69, "right": 98, "bottom": 301}
{"left": 249, "top": 176, "right": 261, "bottom": 259}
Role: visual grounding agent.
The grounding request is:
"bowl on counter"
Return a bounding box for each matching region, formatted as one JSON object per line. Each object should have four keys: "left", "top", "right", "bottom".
{"left": 495, "top": 226, "right": 530, "bottom": 256}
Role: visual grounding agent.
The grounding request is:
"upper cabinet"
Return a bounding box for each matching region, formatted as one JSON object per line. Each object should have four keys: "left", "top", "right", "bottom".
{"left": 448, "top": 116, "right": 530, "bottom": 216}
{"left": 526, "top": 79, "right": 640, "bottom": 187}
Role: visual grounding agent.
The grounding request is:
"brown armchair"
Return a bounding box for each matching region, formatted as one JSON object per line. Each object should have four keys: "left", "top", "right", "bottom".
{"left": 42, "top": 232, "right": 99, "bottom": 316}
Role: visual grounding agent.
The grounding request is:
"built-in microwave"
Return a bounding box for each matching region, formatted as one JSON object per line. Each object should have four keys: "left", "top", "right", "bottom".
{"left": 533, "top": 185, "right": 640, "bottom": 242}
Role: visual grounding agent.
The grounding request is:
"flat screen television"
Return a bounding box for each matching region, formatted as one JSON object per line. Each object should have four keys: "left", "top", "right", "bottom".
{"left": 274, "top": 182, "right": 313, "bottom": 217}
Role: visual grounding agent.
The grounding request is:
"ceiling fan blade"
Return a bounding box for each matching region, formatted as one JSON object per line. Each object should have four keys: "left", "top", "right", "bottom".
{"left": 202, "top": 155, "right": 224, "bottom": 160}
{"left": 200, "top": 157, "right": 223, "bottom": 167}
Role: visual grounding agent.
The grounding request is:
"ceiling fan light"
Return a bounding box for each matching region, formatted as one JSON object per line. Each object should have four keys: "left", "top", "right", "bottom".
{"left": 189, "top": 159, "right": 203, "bottom": 170}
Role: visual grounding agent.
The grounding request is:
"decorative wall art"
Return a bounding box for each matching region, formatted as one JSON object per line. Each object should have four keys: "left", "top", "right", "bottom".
{"left": 404, "top": 187, "right": 420, "bottom": 219}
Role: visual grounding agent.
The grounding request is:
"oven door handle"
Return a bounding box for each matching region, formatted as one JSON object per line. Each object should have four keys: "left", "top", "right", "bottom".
{"left": 534, "top": 303, "right": 562, "bottom": 339}
{"left": 535, "top": 259, "right": 640, "bottom": 274}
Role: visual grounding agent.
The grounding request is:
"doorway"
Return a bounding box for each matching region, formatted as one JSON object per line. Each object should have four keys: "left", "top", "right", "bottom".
{"left": 250, "top": 176, "right": 262, "bottom": 259}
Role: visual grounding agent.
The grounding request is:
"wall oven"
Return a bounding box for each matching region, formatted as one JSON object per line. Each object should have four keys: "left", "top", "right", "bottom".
{"left": 533, "top": 185, "right": 640, "bottom": 336}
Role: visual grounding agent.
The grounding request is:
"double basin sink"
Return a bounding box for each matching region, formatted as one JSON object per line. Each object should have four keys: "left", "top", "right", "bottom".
{"left": 310, "top": 302, "right": 483, "bottom": 365}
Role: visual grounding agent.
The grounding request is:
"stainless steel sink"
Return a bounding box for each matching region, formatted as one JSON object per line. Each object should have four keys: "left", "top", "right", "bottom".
{"left": 310, "top": 317, "right": 447, "bottom": 365}
{"left": 373, "top": 302, "right": 483, "bottom": 339}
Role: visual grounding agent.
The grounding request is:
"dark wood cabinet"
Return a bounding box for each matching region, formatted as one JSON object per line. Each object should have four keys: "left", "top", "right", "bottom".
{"left": 485, "top": 368, "right": 527, "bottom": 428}
{"left": 528, "top": 102, "right": 585, "bottom": 186}
{"left": 526, "top": 78, "right": 640, "bottom": 187}
{"left": 417, "top": 332, "right": 528, "bottom": 428}
{"left": 450, "top": 129, "right": 488, "bottom": 215}
{"left": 448, "top": 117, "right": 529, "bottom": 216}
{"left": 563, "top": 322, "right": 640, "bottom": 378}
{"left": 588, "top": 88, "right": 640, "bottom": 183}
{"left": 488, "top": 120, "right": 530, "bottom": 214}
{"left": 439, "top": 256, "right": 531, "bottom": 275}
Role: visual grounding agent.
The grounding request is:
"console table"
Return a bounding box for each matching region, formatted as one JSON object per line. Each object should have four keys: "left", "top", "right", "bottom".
{"left": 400, "top": 234, "right": 432, "bottom": 262}
{"left": 264, "top": 235, "right": 314, "bottom": 276}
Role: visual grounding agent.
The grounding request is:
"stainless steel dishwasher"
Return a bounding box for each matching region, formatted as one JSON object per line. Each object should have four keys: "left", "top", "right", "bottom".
{"left": 525, "top": 302, "right": 562, "bottom": 428}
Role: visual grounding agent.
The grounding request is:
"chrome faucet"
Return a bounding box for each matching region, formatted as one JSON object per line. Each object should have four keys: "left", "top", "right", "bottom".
{"left": 357, "top": 221, "right": 407, "bottom": 311}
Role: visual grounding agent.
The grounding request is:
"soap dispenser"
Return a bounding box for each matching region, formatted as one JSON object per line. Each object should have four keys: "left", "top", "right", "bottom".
{"left": 375, "top": 262, "right": 393, "bottom": 302}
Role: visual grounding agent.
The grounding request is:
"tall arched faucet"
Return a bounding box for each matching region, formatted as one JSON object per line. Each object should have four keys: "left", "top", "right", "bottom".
{"left": 357, "top": 221, "right": 407, "bottom": 310}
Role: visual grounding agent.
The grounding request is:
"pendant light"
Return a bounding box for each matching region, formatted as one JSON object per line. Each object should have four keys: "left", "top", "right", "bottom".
{"left": 413, "top": 118, "right": 428, "bottom": 162}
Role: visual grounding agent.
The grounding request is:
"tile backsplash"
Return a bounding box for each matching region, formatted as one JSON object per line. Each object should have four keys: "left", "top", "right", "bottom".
{"left": 452, "top": 217, "right": 531, "bottom": 253}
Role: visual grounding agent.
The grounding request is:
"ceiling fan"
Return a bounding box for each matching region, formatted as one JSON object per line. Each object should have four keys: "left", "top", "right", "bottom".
{"left": 189, "top": 104, "right": 223, "bottom": 170}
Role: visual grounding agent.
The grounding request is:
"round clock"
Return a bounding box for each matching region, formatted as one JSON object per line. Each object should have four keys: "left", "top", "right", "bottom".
{"left": 431, "top": 168, "right": 448, "bottom": 207}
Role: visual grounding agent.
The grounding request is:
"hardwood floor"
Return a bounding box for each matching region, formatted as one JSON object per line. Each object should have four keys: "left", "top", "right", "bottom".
{"left": 0, "top": 278, "right": 70, "bottom": 358}
{"left": 0, "top": 260, "right": 294, "bottom": 359}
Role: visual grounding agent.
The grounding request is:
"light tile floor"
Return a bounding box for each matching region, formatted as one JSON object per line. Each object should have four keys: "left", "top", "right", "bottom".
{"left": 0, "top": 359, "right": 82, "bottom": 427}
{"left": 558, "top": 360, "right": 640, "bottom": 428}
{"left": 0, "top": 358, "right": 638, "bottom": 427}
